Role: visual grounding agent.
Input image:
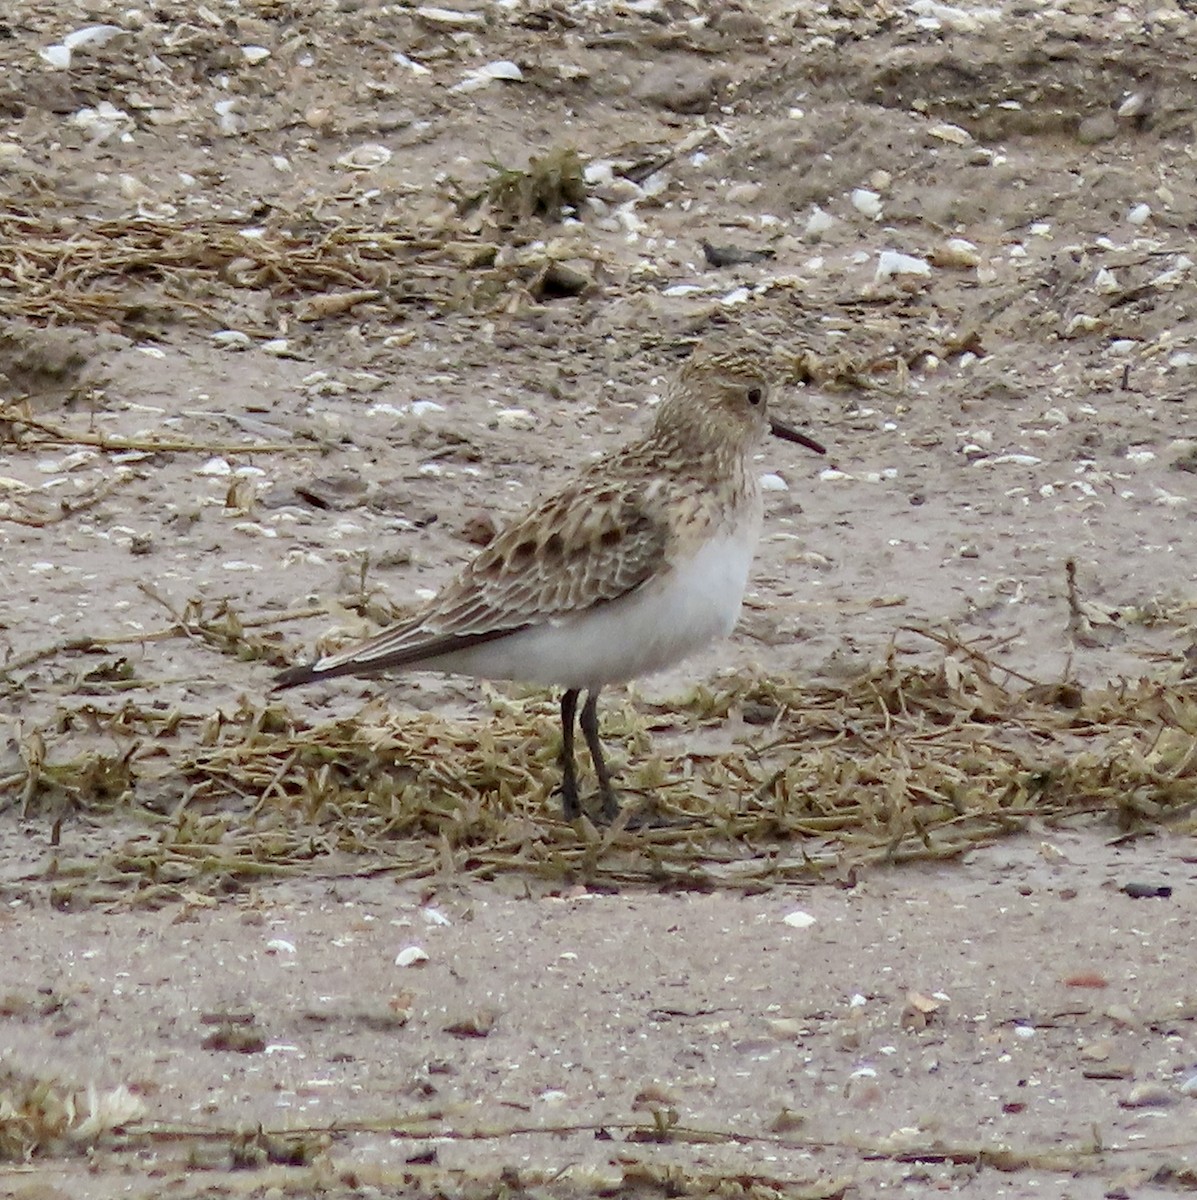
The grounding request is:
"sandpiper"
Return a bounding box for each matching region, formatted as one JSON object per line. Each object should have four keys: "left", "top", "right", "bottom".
{"left": 275, "top": 344, "right": 826, "bottom": 820}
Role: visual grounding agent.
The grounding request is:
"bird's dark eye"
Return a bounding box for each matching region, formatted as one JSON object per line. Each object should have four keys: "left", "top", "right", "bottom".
{"left": 747, "top": 387, "right": 763, "bottom": 406}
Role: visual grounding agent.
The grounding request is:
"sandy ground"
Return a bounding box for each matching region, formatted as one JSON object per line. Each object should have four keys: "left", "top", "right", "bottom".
{"left": 2, "top": 0, "right": 1197, "bottom": 1194}
{"left": 0, "top": 833, "right": 1195, "bottom": 1199}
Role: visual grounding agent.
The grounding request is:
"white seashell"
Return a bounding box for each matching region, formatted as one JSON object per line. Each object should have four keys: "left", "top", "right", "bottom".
{"left": 480, "top": 59, "right": 523, "bottom": 81}
{"left": 393, "top": 52, "right": 431, "bottom": 75}
{"left": 212, "top": 98, "right": 242, "bottom": 135}
{"left": 726, "top": 182, "right": 762, "bottom": 205}
{"left": 1094, "top": 267, "right": 1119, "bottom": 294}
{"left": 1152, "top": 259, "right": 1191, "bottom": 288}
{"left": 416, "top": 5, "right": 486, "bottom": 25}
{"left": 38, "top": 451, "right": 97, "bottom": 473}
{"left": 908, "top": 0, "right": 1000, "bottom": 30}
{"left": 266, "top": 938, "right": 296, "bottom": 954}
{"left": 583, "top": 160, "right": 614, "bottom": 186}
{"left": 411, "top": 400, "right": 446, "bottom": 417}
{"left": 1153, "top": 487, "right": 1186, "bottom": 508}
{"left": 337, "top": 143, "right": 392, "bottom": 171}
{"left": 759, "top": 472, "right": 789, "bottom": 491}
{"left": 65, "top": 24, "right": 124, "bottom": 51}
{"left": 496, "top": 407, "right": 536, "bottom": 429}
{"left": 876, "top": 250, "right": 931, "bottom": 281}
{"left": 39, "top": 44, "right": 72, "bottom": 69}
{"left": 395, "top": 945, "right": 429, "bottom": 967}
{"left": 241, "top": 45, "right": 270, "bottom": 64}
{"left": 984, "top": 454, "right": 1042, "bottom": 467}
{"left": 222, "top": 560, "right": 262, "bottom": 572}
{"left": 804, "top": 205, "right": 836, "bottom": 237}
{"left": 783, "top": 910, "right": 816, "bottom": 928}
{"left": 592, "top": 177, "right": 643, "bottom": 204}
{"left": 928, "top": 121, "right": 972, "bottom": 145}
{"left": 1127, "top": 203, "right": 1151, "bottom": 225}
{"left": 1118, "top": 92, "right": 1148, "bottom": 118}
{"left": 936, "top": 238, "right": 980, "bottom": 268}
{"left": 211, "top": 329, "right": 253, "bottom": 349}
{"left": 452, "top": 60, "right": 524, "bottom": 93}
{"left": 198, "top": 457, "right": 233, "bottom": 477}
{"left": 662, "top": 284, "right": 703, "bottom": 297}
{"left": 61, "top": 451, "right": 98, "bottom": 473}
{"left": 261, "top": 338, "right": 291, "bottom": 357}
{"left": 720, "top": 287, "right": 751, "bottom": 306}
{"left": 422, "top": 907, "right": 452, "bottom": 926}
{"left": 72, "top": 102, "right": 134, "bottom": 143}
{"left": 850, "top": 188, "right": 883, "bottom": 219}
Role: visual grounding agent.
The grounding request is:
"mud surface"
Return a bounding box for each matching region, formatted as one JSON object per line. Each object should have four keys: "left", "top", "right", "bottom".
{"left": 1, "top": 0, "right": 1196, "bottom": 1195}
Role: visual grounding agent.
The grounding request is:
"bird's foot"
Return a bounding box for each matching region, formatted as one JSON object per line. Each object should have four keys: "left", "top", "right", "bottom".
{"left": 558, "top": 779, "right": 582, "bottom": 822}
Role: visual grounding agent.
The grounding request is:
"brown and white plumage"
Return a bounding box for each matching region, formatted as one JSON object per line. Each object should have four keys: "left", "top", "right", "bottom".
{"left": 275, "top": 344, "right": 825, "bottom": 819}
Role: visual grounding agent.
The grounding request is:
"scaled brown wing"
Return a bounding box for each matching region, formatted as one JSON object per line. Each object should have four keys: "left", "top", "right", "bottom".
{"left": 275, "top": 479, "right": 668, "bottom": 685}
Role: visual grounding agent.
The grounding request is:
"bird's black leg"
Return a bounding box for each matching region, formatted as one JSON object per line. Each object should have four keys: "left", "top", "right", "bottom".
{"left": 580, "top": 689, "right": 620, "bottom": 822}
{"left": 559, "top": 688, "right": 582, "bottom": 820}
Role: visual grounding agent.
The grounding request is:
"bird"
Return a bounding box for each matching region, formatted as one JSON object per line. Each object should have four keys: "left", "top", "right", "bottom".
{"left": 274, "top": 343, "right": 826, "bottom": 822}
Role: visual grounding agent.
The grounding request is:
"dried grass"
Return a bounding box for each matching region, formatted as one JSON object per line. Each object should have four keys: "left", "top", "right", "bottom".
{"left": 0, "top": 1072, "right": 144, "bottom": 1161}
{"left": 0, "top": 203, "right": 573, "bottom": 333}
{"left": 4, "top": 626, "right": 1194, "bottom": 901}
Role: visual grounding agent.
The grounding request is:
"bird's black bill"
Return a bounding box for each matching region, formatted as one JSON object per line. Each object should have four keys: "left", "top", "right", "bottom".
{"left": 770, "top": 419, "right": 827, "bottom": 456}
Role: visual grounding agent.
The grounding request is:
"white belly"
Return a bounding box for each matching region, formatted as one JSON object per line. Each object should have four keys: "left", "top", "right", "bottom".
{"left": 421, "top": 529, "right": 758, "bottom": 691}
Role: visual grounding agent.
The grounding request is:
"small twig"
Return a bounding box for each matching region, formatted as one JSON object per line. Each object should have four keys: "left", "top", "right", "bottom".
{"left": 0, "top": 408, "right": 309, "bottom": 455}
{"left": 0, "top": 472, "right": 134, "bottom": 528}
{"left": 2, "top": 605, "right": 326, "bottom": 676}
{"left": 899, "top": 624, "right": 1042, "bottom": 687}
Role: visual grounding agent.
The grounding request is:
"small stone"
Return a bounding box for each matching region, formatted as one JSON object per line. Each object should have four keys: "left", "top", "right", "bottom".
{"left": 461, "top": 512, "right": 498, "bottom": 546}
{"left": 1122, "top": 881, "right": 1172, "bottom": 899}
{"left": 1121, "top": 1083, "right": 1175, "bottom": 1108}
{"left": 634, "top": 64, "right": 717, "bottom": 114}
{"left": 1077, "top": 112, "right": 1117, "bottom": 144}
{"left": 1104, "top": 1004, "right": 1136, "bottom": 1027}
{"left": 444, "top": 1009, "right": 497, "bottom": 1037}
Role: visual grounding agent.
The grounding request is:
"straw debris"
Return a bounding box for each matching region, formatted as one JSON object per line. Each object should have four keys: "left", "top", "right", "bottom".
{"left": 3, "top": 638, "right": 1194, "bottom": 898}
